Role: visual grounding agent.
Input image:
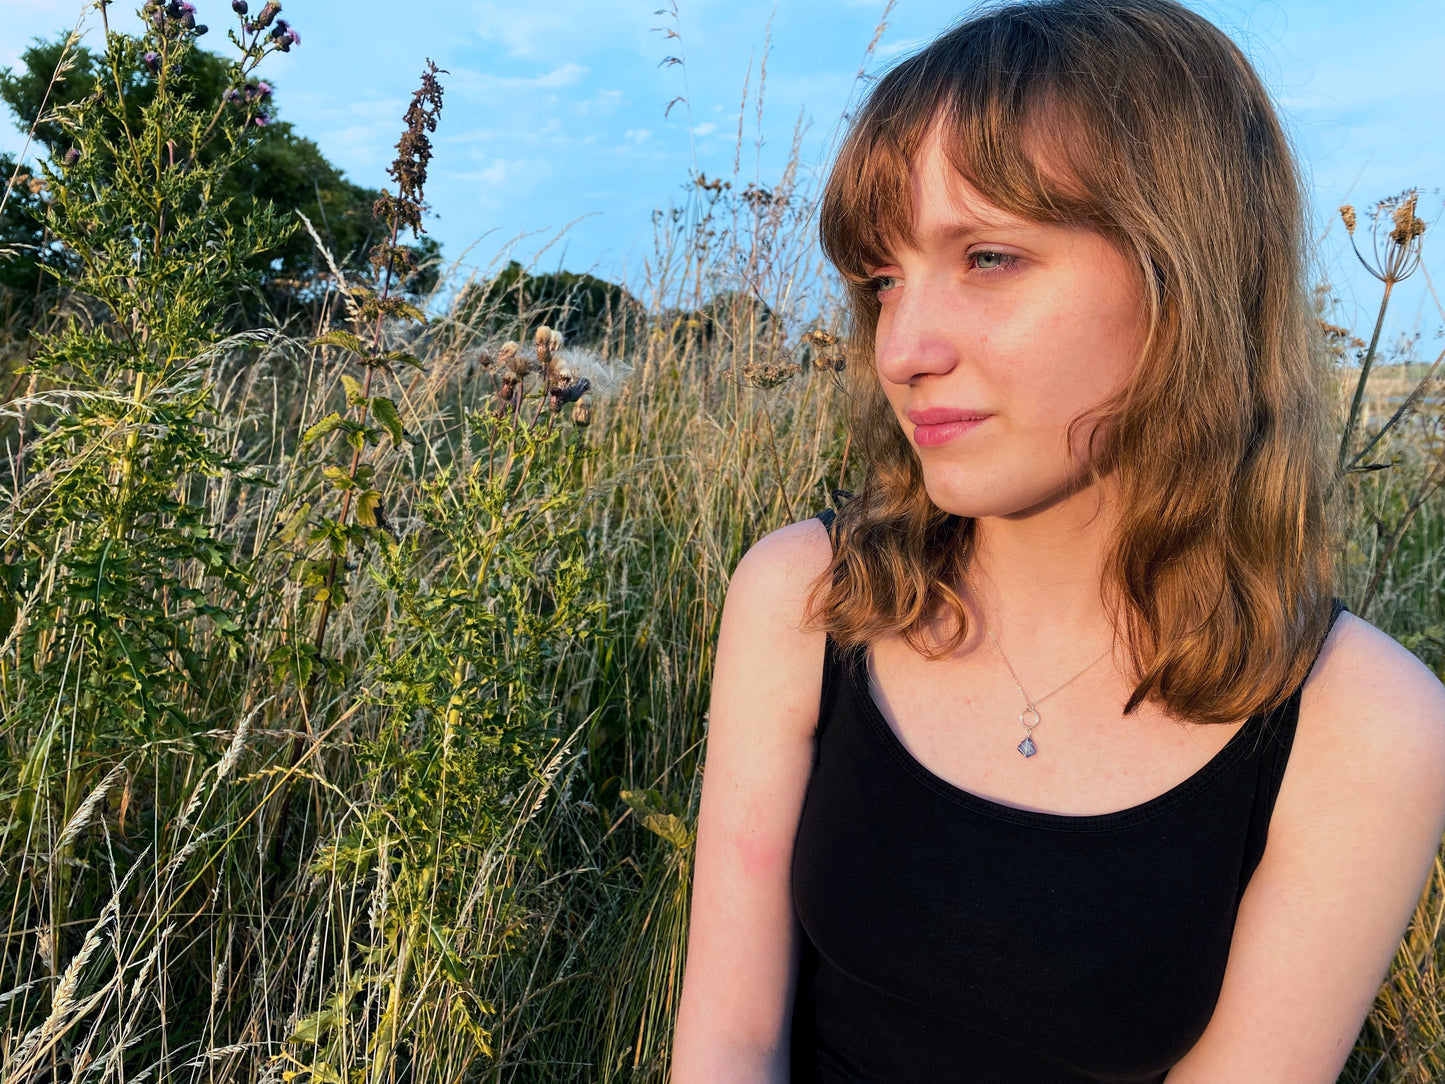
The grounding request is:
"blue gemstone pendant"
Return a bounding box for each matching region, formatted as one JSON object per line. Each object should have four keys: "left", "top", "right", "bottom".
{"left": 1017, "top": 736, "right": 1038, "bottom": 758}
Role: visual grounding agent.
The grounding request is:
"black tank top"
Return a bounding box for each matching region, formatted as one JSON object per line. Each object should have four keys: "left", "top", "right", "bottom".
{"left": 790, "top": 510, "right": 1347, "bottom": 1083}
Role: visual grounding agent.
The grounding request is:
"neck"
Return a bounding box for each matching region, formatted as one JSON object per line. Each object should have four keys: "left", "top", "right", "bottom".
{"left": 965, "top": 477, "right": 1121, "bottom": 655}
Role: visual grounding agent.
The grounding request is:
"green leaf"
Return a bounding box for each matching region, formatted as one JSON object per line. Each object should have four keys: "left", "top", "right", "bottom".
{"left": 341, "top": 374, "right": 365, "bottom": 405}
{"left": 371, "top": 396, "right": 404, "bottom": 445}
{"left": 279, "top": 502, "right": 313, "bottom": 543}
{"left": 391, "top": 300, "right": 428, "bottom": 324}
{"left": 355, "top": 489, "right": 383, "bottom": 528}
{"left": 311, "top": 330, "right": 369, "bottom": 357}
{"left": 301, "top": 412, "right": 344, "bottom": 448}
{"left": 383, "top": 350, "right": 424, "bottom": 370}
{"left": 322, "top": 466, "right": 356, "bottom": 490}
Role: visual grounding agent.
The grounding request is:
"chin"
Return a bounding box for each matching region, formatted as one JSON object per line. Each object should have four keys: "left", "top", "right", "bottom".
{"left": 920, "top": 470, "right": 1084, "bottom": 521}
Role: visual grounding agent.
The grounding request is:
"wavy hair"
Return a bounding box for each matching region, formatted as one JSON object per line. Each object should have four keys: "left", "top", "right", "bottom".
{"left": 806, "top": 0, "right": 1337, "bottom": 724}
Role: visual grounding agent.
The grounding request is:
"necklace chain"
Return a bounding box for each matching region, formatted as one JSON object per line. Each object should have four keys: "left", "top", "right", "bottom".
{"left": 985, "top": 627, "right": 1113, "bottom": 711}
{"left": 964, "top": 562, "right": 1114, "bottom": 758}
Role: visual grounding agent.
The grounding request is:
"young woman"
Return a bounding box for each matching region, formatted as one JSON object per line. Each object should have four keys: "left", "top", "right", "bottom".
{"left": 671, "top": 1, "right": 1445, "bottom": 1081}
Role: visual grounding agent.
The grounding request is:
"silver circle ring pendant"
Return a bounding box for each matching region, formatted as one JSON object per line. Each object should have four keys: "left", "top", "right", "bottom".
{"left": 1018, "top": 706, "right": 1041, "bottom": 733}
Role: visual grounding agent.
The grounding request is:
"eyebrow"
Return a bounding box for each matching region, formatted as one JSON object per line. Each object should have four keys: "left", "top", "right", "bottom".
{"left": 916, "top": 215, "right": 1036, "bottom": 245}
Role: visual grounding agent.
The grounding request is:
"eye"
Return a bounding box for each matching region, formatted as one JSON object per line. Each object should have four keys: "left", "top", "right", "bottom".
{"left": 868, "top": 274, "right": 901, "bottom": 296}
{"left": 969, "top": 250, "right": 1018, "bottom": 273}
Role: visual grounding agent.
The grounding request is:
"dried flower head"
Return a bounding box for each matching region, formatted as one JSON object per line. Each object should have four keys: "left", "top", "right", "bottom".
{"left": 804, "top": 328, "right": 846, "bottom": 371}
{"left": 573, "top": 399, "right": 592, "bottom": 428}
{"left": 741, "top": 360, "right": 801, "bottom": 389}
{"left": 495, "top": 341, "right": 532, "bottom": 379}
{"left": 475, "top": 348, "right": 495, "bottom": 371}
{"left": 1339, "top": 205, "right": 1356, "bottom": 234}
{"left": 373, "top": 60, "right": 446, "bottom": 239}
{"left": 547, "top": 378, "right": 591, "bottom": 412}
{"left": 1390, "top": 192, "right": 1425, "bottom": 247}
{"left": 535, "top": 325, "right": 564, "bottom": 367}
{"left": 252, "top": 0, "right": 281, "bottom": 29}
{"left": 1349, "top": 188, "right": 1427, "bottom": 286}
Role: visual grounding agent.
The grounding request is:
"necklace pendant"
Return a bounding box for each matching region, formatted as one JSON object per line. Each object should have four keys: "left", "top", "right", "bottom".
{"left": 1017, "top": 736, "right": 1038, "bottom": 758}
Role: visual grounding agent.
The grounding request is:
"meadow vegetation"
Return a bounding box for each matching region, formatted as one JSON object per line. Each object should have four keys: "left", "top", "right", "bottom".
{"left": 0, "top": 4, "right": 1441, "bottom": 1082}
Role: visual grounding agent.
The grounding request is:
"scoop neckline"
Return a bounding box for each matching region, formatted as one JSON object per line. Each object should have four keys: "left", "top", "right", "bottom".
{"left": 842, "top": 639, "right": 1272, "bottom": 832}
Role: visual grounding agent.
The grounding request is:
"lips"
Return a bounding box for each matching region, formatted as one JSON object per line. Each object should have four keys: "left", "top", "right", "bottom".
{"left": 906, "top": 407, "right": 992, "bottom": 448}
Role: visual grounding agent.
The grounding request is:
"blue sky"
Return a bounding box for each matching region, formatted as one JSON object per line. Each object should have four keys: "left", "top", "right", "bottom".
{"left": 3, "top": 0, "right": 1442, "bottom": 348}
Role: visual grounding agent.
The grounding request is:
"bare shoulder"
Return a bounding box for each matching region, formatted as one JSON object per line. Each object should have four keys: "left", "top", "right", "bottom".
{"left": 715, "top": 517, "right": 835, "bottom": 728}
{"left": 1298, "top": 610, "right": 1445, "bottom": 765}
{"left": 1283, "top": 610, "right": 1445, "bottom": 834}
{"left": 724, "top": 517, "right": 835, "bottom": 626}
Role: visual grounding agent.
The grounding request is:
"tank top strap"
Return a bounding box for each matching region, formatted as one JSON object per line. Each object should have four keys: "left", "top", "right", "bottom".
{"left": 1237, "top": 596, "right": 1349, "bottom": 899}
{"left": 814, "top": 508, "right": 847, "bottom": 741}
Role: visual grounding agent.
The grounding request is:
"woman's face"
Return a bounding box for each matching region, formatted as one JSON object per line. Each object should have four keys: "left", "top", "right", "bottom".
{"left": 869, "top": 128, "right": 1148, "bottom": 521}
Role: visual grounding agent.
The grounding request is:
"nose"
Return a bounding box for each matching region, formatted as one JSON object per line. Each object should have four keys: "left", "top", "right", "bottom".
{"left": 873, "top": 276, "right": 961, "bottom": 387}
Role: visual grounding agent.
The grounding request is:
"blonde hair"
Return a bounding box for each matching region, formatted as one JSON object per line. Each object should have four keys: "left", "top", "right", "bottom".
{"left": 807, "top": 0, "right": 1336, "bottom": 724}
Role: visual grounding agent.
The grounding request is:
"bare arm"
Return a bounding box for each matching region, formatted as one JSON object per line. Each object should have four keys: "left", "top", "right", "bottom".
{"left": 670, "top": 519, "right": 833, "bottom": 1083}
{"left": 1164, "top": 614, "right": 1445, "bottom": 1082}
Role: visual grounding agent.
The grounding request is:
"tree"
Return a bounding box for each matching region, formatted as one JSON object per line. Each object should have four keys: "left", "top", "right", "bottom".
{"left": 454, "top": 260, "right": 641, "bottom": 346}
{"left": 0, "top": 29, "right": 437, "bottom": 333}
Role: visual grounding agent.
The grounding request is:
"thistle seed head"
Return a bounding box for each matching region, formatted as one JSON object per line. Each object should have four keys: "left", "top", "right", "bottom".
{"left": 253, "top": 0, "right": 281, "bottom": 28}
{"left": 499, "top": 340, "right": 531, "bottom": 378}
{"left": 535, "top": 325, "right": 564, "bottom": 367}
{"left": 1339, "top": 205, "right": 1356, "bottom": 234}
{"left": 573, "top": 399, "right": 592, "bottom": 428}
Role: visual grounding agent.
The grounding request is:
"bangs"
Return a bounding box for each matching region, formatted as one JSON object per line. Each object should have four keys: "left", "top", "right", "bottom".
{"left": 822, "top": 7, "right": 1124, "bottom": 287}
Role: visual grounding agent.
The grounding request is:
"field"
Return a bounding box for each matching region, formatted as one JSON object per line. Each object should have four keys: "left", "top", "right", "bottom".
{"left": 1, "top": 7, "right": 1443, "bottom": 1083}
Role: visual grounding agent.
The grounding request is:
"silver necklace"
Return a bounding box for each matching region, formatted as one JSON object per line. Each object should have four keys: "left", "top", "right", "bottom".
{"left": 984, "top": 628, "right": 1113, "bottom": 758}
{"left": 966, "top": 568, "right": 1114, "bottom": 759}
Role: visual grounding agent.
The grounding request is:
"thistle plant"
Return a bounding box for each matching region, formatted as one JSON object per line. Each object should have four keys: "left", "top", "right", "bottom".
{"left": 0, "top": 0, "right": 297, "bottom": 1061}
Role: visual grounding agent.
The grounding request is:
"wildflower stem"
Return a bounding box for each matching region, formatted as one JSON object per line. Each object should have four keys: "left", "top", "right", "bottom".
{"left": 1349, "top": 344, "right": 1445, "bottom": 471}
{"left": 1359, "top": 458, "right": 1445, "bottom": 618}
{"left": 1337, "top": 276, "right": 1394, "bottom": 474}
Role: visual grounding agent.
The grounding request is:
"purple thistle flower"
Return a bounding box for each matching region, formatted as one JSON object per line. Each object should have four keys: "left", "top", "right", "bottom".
{"left": 178, "top": 1, "right": 196, "bottom": 13}
{"left": 256, "top": 81, "right": 273, "bottom": 98}
{"left": 144, "top": 51, "right": 161, "bottom": 72}
{"left": 64, "top": 147, "right": 81, "bottom": 166}
{"left": 284, "top": 26, "right": 300, "bottom": 45}
{"left": 232, "top": 0, "right": 248, "bottom": 12}
{"left": 253, "top": 113, "right": 271, "bottom": 127}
